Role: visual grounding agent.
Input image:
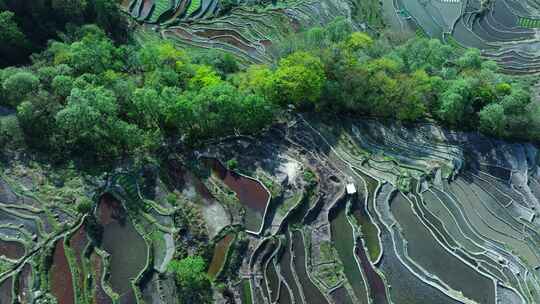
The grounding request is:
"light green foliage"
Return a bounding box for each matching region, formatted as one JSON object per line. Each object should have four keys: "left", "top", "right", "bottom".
{"left": 56, "top": 26, "right": 118, "bottom": 74}
{"left": 234, "top": 65, "right": 274, "bottom": 97}
{"left": 76, "top": 197, "right": 93, "bottom": 214}
{"left": 325, "top": 17, "right": 353, "bottom": 43}
{"left": 186, "top": 0, "right": 202, "bottom": 16}
{"left": 168, "top": 256, "right": 212, "bottom": 303}
{"left": 479, "top": 103, "right": 505, "bottom": 137}
{"left": 271, "top": 52, "right": 326, "bottom": 107}
{"left": 189, "top": 65, "right": 222, "bottom": 89}
{"left": 346, "top": 32, "right": 374, "bottom": 51}
{"left": 0, "top": 16, "right": 536, "bottom": 165}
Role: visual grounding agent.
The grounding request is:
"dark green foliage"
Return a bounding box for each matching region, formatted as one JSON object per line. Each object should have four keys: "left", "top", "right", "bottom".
{"left": 76, "top": 198, "right": 93, "bottom": 214}
{"left": 85, "top": 215, "right": 103, "bottom": 245}
{"left": 192, "top": 50, "right": 240, "bottom": 77}
{"left": 0, "top": 11, "right": 29, "bottom": 66}
{"left": 0, "top": 0, "right": 127, "bottom": 66}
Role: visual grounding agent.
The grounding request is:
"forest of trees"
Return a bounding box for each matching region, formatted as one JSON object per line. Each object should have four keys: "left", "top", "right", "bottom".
{"left": 0, "top": 0, "right": 127, "bottom": 66}
{"left": 0, "top": 9, "right": 538, "bottom": 168}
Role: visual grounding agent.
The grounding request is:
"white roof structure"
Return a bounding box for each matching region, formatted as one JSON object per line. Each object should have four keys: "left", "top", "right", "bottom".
{"left": 346, "top": 183, "right": 357, "bottom": 194}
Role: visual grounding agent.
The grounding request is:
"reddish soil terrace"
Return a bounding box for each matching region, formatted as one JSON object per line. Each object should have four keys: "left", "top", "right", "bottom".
{"left": 98, "top": 194, "right": 124, "bottom": 226}
{"left": 50, "top": 240, "right": 75, "bottom": 304}
{"left": 210, "top": 159, "right": 270, "bottom": 212}
{"left": 91, "top": 252, "right": 113, "bottom": 304}
{"left": 0, "top": 239, "right": 25, "bottom": 260}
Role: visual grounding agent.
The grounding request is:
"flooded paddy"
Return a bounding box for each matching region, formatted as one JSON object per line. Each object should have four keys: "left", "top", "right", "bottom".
{"left": 208, "top": 233, "right": 235, "bottom": 278}
{"left": 277, "top": 282, "right": 292, "bottom": 304}
{"left": 90, "top": 252, "right": 112, "bottom": 304}
{"left": 0, "top": 208, "right": 38, "bottom": 235}
{"left": 0, "top": 239, "right": 24, "bottom": 260}
{"left": 277, "top": 236, "right": 303, "bottom": 304}
{"left": 17, "top": 263, "right": 32, "bottom": 303}
{"left": 353, "top": 169, "right": 382, "bottom": 262}
{"left": 377, "top": 228, "right": 461, "bottom": 304}
{"left": 329, "top": 200, "right": 368, "bottom": 303}
{"left": 421, "top": 190, "right": 485, "bottom": 254}
{"left": 329, "top": 286, "right": 354, "bottom": 304}
{"left": 351, "top": 191, "right": 381, "bottom": 261}
{"left": 355, "top": 239, "right": 387, "bottom": 304}
{"left": 99, "top": 195, "right": 148, "bottom": 303}
{"left": 391, "top": 192, "right": 495, "bottom": 304}
{"left": 209, "top": 159, "right": 270, "bottom": 233}
{"left": 266, "top": 260, "right": 280, "bottom": 302}
{"left": 291, "top": 230, "right": 328, "bottom": 304}
{"left": 50, "top": 240, "right": 75, "bottom": 304}
{"left": 448, "top": 179, "right": 539, "bottom": 266}
{"left": 259, "top": 240, "right": 278, "bottom": 301}
{"left": 0, "top": 276, "right": 12, "bottom": 303}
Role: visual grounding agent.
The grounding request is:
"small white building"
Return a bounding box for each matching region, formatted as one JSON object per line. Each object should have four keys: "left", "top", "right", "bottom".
{"left": 346, "top": 183, "right": 357, "bottom": 195}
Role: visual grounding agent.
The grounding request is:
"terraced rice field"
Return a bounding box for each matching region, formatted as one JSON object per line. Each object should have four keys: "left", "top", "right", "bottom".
{"left": 385, "top": 0, "right": 540, "bottom": 73}
{"left": 1, "top": 115, "right": 540, "bottom": 303}
{"left": 50, "top": 240, "right": 75, "bottom": 304}
{"left": 208, "top": 233, "right": 235, "bottom": 278}
{"left": 209, "top": 158, "right": 270, "bottom": 234}
{"left": 329, "top": 200, "right": 369, "bottom": 302}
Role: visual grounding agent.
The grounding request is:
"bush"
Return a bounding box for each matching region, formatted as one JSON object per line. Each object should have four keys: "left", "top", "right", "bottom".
{"left": 0, "top": 116, "right": 25, "bottom": 149}
{"left": 226, "top": 159, "right": 238, "bottom": 170}
{"left": 2, "top": 71, "right": 39, "bottom": 106}
{"left": 76, "top": 197, "right": 93, "bottom": 214}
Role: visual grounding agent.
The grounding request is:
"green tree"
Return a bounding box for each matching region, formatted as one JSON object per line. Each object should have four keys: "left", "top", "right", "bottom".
{"left": 92, "top": 0, "right": 128, "bottom": 42}
{"left": 0, "top": 11, "right": 28, "bottom": 66}
{"left": 397, "top": 38, "right": 453, "bottom": 73}
{"left": 234, "top": 64, "right": 273, "bottom": 97}
{"left": 479, "top": 103, "right": 506, "bottom": 137}
{"left": 193, "top": 50, "right": 239, "bottom": 76}
{"left": 168, "top": 256, "right": 212, "bottom": 304}
{"left": 55, "top": 86, "right": 142, "bottom": 158}
{"left": 51, "top": 0, "right": 88, "bottom": 22}
{"left": 52, "top": 75, "right": 74, "bottom": 99}
{"left": 16, "top": 90, "right": 62, "bottom": 150}
{"left": 2, "top": 71, "right": 39, "bottom": 106}
{"left": 271, "top": 52, "right": 326, "bottom": 107}
{"left": 54, "top": 26, "right": 118, "bottom": 74}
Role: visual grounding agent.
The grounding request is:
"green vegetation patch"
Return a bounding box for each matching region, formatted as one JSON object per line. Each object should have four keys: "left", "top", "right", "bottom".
{"left": 186, "top": 0, "right": 202, "bottom": 16}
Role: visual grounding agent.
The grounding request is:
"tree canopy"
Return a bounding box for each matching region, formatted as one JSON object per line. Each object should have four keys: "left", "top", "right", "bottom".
{"left": 168, "top": 256, "right": 212, "bottom": 303}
